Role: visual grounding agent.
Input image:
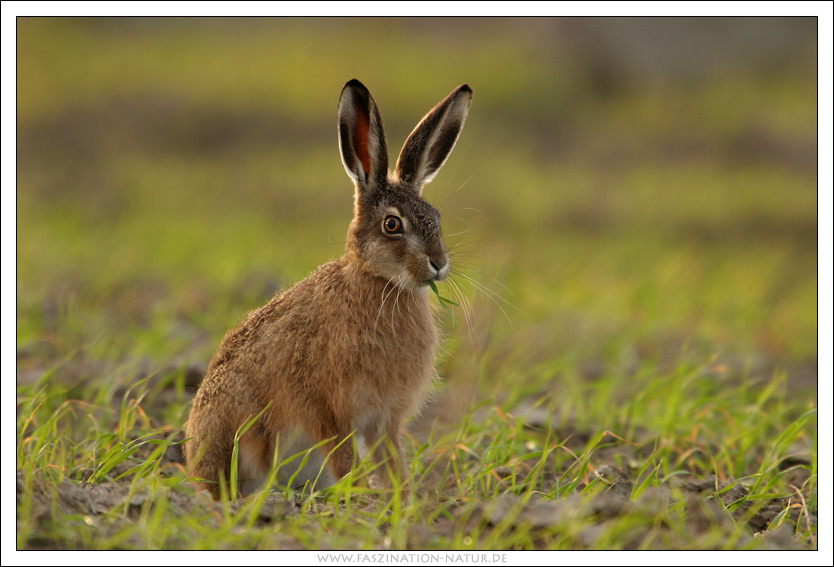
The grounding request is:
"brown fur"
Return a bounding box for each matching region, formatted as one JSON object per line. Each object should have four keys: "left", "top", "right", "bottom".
{"left": 184, "top": 79, "right": 472, "bottom": 499}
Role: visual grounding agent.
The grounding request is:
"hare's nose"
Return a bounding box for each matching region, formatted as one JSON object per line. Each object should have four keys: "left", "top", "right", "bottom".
{"left": 429, "top": 257, "right": 450, "bottom": 281}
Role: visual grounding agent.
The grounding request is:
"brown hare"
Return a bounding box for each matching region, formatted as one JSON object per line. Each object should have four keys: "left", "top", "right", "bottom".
{"left": 185, "top": 79, "right": 473, "bottom": 499}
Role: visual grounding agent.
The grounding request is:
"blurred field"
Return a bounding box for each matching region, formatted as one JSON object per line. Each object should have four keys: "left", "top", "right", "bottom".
{"left": 15, "top": 17, "right": 819, "bottom": 551}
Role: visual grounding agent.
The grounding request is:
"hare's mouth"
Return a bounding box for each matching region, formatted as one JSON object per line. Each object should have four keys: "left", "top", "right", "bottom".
{"left": 376, "top": 256, "right": 448, "bottom": 290}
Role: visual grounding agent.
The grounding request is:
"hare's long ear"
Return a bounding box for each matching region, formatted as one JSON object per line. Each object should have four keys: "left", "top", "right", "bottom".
{"left": 395, "top": 84, "right": 472, "bottom": 194}
{"left": 338, "top": 79, "right": 389, "bottom": 193}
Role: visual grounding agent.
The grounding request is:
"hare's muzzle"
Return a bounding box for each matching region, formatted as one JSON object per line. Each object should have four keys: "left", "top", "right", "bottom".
{"left": 428, "top": 256, "right": 450, "bottom": 282}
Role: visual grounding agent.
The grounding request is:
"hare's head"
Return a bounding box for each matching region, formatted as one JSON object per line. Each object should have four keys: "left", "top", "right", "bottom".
{"left": 338, "top": 79, "right": 472, "bottom": 289}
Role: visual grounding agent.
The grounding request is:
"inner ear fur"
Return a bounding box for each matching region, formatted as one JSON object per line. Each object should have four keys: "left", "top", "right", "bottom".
{"left": 337, "top": 79, "right": 389, "bottom": 191}
{"left": 395, "top": 84, "right": 473, "bottom": 193}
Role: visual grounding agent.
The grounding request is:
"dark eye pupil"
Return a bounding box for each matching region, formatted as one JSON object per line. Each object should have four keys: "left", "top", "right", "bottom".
{"left": 385, "top": 217, "right": 400, "bottom": 232}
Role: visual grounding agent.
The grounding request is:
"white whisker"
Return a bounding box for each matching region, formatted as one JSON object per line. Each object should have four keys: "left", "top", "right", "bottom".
{"left": 451, "top": 268, "right": 516, "bottom": 327}
{"left": 405, "top": 286, "right": 419, "bottom": 329}
{"left": 374, "top": 266, "right": 417, "bottom": 335}
{"left": 445, "top": 275, "right": 476, "bottom": 346}
{"left": 392, "top": 272, "right": 406, "bottom": 332}
{"left": 375, "top": 270, "right": 407, "bottom": 333}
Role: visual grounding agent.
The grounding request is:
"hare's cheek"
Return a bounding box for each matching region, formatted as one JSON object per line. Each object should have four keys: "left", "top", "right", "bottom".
{"left": 404, "top": 251, "right": 436, "bottom": 286}
{"left": 363, "top": 238, "right": 410, "bottom": 282}
{"left": 401, "top": 236, "right": 431, "bottom": 282}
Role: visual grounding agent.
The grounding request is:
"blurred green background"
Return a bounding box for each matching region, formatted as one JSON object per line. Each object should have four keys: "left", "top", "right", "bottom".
{"left": 17, "top": 17, "right": 817, "bottom": 390}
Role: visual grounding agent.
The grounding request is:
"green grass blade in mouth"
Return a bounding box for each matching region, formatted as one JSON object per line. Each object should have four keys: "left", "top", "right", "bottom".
{"left": 429, "top": 280, "right": 460, "bottom": 317}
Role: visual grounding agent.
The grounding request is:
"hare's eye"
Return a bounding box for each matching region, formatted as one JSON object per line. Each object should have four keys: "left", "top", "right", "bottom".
{"left": 382, "top": 215, "right": 403, "bottom": 235}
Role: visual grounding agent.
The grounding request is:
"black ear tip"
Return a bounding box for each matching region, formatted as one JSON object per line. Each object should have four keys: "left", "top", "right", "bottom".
{"left": 458, "top": 84, "right": 473, "bottom": 95}
{"left": 345, "top": 78, "right": 367, "bottom": 90}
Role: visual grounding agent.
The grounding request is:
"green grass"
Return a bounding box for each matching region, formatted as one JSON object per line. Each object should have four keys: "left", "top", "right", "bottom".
{"left": 15, "top": 18, "right": 817, "bottom": 551}
{"left": 15, "top": 356, "right": 817, "bottom": 549}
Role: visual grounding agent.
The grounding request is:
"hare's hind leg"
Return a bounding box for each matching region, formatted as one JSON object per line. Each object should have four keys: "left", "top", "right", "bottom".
{"left": 313, "top": 414, "right": 356, "bottom": 484}
{"left": 185, "top": 428, "right": 234, "bottom": 501}
{"left": 236, "top": 429, "right": 271, "bottom": 496}
{"left": 186, "top": 418, "right": 269, "bottom": 499}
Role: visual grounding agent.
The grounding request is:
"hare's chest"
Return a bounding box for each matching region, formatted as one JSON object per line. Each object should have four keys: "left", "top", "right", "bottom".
{"left": 346, "top": 329, "right": 438, "bottom": 415}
